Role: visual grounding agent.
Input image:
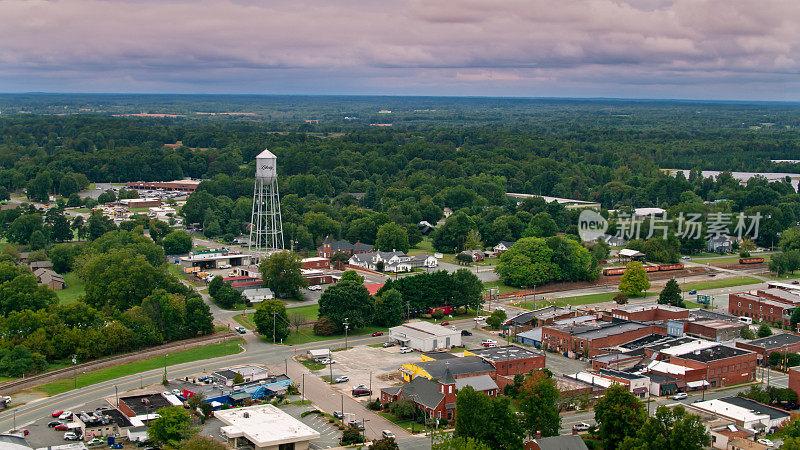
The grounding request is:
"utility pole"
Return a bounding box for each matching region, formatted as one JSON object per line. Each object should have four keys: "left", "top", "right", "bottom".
{"left": 369, "top": 371, "right": 373, "bottom": 402}
{"left": 115, "top": 385, "right": 119, "bottom": 407}
{"left": 344, "top": 318, "right": 349, "bottom": 350}
{"left": 72, "top": 355, "right": 77, "bottom": 389}
{"left": 285, "top": 358, "right": 288, "bottom": 375}
{"left": 272, "top": 312, "right": 277, "bottom": 343}
{"left": 302, "top": 373, "right": 305, "bottom": 403}
{"left": 164, "top": 353, "right": 169, "bottom": 382}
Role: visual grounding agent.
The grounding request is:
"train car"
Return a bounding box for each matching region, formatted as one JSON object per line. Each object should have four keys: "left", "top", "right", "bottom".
{"left": 739, "top": 257, "right": 765, "bottom": 264}
{"left": 427, "top": 306, "right": 455, "bottom": 315}
{"left": 603, "top": 268, "right": 626, "bottom": 276}
{"left": 643, "top": 265, "right": 660, "bottom": 272}
{"left": 657, "top": 264, "right": 685, "bottom": 271}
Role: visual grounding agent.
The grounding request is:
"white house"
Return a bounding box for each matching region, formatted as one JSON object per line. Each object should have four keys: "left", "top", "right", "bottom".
{"left": 493, "top": 241, "right": 515, "bottom": 255}
{"left": 242, "top": 288, "right": 274, "bottom": 303}
{"left": 349, "top": 251, "right": 436, "bottom": 272}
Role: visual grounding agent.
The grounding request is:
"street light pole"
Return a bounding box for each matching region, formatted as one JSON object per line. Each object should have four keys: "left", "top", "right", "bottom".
{"left": 344, "top": 318, "right": 349, "bottom": 350}
{"left": 302, "top": 373, "right": 305, "bottom": 403}
{"left": 72, "top": 355, "right": 77, "bottom": 389}
{"left": 164, "top": 353, "right": 169, "bottom": 382}
{"left": 272, "top": 312, "right": 277, "bottom": 343}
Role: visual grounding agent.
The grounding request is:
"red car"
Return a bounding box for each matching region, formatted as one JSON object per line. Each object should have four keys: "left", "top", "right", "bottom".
{"left": 54, "top": 424, "right": 69, "bottom": 431}
{"left": 440, "top": 321, "right": 450, "bottom": 326}
{"left": 371, "top": 332, "right": 384, "bottom": 336}
{"left": 51, "top": 410, "right": 63, "bottom": 418}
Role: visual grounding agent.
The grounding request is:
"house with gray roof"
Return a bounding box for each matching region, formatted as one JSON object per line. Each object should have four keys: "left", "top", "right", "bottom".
{"left": 528, "top": 435, "right": 589, "bottom": 450}
{"left": 316, "top": 236, "right": 373, "bottom": 258}
{"left": 381, "top": 369, "right": 459, "bottom": 422}
{"left": 349, "top": 251, "right": 436, "bottom": 272}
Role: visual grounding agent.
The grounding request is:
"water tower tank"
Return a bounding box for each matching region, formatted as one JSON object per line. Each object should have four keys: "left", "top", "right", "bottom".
{"left": 255, "top": 149, "right": 277, "bottom": 183}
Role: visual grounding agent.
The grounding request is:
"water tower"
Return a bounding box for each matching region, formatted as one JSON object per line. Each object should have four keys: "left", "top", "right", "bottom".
{"left": 249, "top": 149, "right": 284, "bottom": 259}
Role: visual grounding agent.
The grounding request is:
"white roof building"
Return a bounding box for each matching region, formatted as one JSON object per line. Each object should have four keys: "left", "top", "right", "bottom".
{"left": 660, "top": 339, "right": 718, "bottom": 357}
{"left": 389, "top": 321, "right": 461, "bottom": 352}
{"left": 691, "top": 397, "right": 790, "bottom": 432}
{"left": 216, "top": 404, "right": 320, "bottom": 450}
{"left": 242, "top": 288, "right": 274, "bottom": 303}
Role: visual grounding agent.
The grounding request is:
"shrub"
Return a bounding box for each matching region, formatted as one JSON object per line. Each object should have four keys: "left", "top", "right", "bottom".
{"left": 432, "top": 310, "right": 444, "bottom": 320}
{"left": 313, "top": 316, "right": 337, "bottom": 336}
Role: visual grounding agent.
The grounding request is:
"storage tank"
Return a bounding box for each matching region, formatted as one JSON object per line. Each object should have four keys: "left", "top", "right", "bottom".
{"left": 255, "top": 149, "right": 277, "bottom": 183}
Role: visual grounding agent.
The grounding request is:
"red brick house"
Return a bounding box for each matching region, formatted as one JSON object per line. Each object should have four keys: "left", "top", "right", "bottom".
{"left": 466, "top": 345, "right": 546, "bottom": 377}
{"left": 381, "top": 369, "right": 458, "bottom": 422}
{"left": 316, "top": 236, "right": 373, "bottom": 258}
{"left": 728, "top": 292, "right": 797, "bottom": 327}
{"left": 611, "top": 304, "right": 689, "bottom": 322}
{"left": 736, "top": 334, "right": 800, "bottom": 365}
{"left": 668, "top": 344, "right": 757, "bottom": 387}
{"left": 301, "top": 257, "right": 330, "bottom": 270}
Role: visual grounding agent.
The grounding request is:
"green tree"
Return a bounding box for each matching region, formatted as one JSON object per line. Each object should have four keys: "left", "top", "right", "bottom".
{"left": 340, "top": 270, "right": 364, "bottom": 284}
{"left": 162, "top": 231, "right": 192, "bottom": 254}
{"left": 253, "top": 299, "right": 290, "bottom": 342}
{"left": 486, "top": 309, "right": 507, "bottom": 329}
{"left": 208, "top": 276, "right": 224, "bottom": 298}
{"left": 618, "top": 262, "right": 651, "bottom": 297}
{"left": 614, "top": 293, "right": 628, "bottom": 305}
{"left": 594, "top": 383, "right": 647, "bottom": 450}
{"left": 464, "top": 229, "right": 483, "bottom": 250}
{"left": 518, "top": 370, "right": 560, "bottom": 438}
{"left": 618, "top": 405, "right": 709, "bottom": 450}
{"left": 658, "top": 279, "right": 684, "bottom": 308}
{"left": 29, "top": 229, "right": 47, "bottom": 250}
{"left": 147, "top": 406, "right": 195, "bottom": 448}
{"left": 149, "top": 219, "right": 171, "bottom": 243}
{"left": 232, "top": 372, "right": 245, "bottom": 384}
{"left": 183, "top": 434, "right": 226, "bottom": 450}
{"left": 455, "top": 386, "right": 523, "bottom": 450}
{"left": 8, "top": 214, "right": 43, "bottom": 244}
{"left": 432, "top": 212, "right": 475, "bottom": 253}
{"left": 313, "top": 316, "right": 337, "bottom": 336}
{"left": 374, "top": 288, "right": 404, "bottom": 327}
{"left": 50, "top": 214, "right": 73, "bottom": 243}
{"left": 741, "top": 326, "right": 756, "bottom": 339}
{"left": 369, "top": 437, "right": 400, "bottom": 450}
{"left": 524, "top": 212, "right": 558, "bottom": 238}
{"left": 259, "top": 251, "right": 306, "bottom": 298}
{"left": 340, "top": 425, "right": 364, "bottom": 445}
{"left": 79, "top": 248, "right": 170, "bottom": 310}
{"left": 791, "top": 308, "right": 800, "bottom": 330}
{"left": 433, "top": 437, "right": 491, "bottom": 450}
{"left": 450, "top": 269, "right": 483, "bottom": 310}
{"left": 375, "top": 222, "right": 410, "bottom": 253}
{"left": 26, "top": 172, "right": 51, "bottom": 203}
{"left": 318, "top": 280, "right": 374, "bottom": 329}
{"left": 757, "top": 322, "right": 773, "bottom": 338}
{"left": 212, "top": 282, "right": 242, "bottom": 309}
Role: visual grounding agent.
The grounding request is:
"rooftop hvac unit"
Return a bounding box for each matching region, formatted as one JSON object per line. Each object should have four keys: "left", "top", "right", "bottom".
{"left": 243, "top": 412, "right": 250, "bottom": 418}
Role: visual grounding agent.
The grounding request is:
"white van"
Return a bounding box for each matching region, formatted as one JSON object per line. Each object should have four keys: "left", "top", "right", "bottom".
{"left": 738, "top": 316, "right": 753, "bottom": 325}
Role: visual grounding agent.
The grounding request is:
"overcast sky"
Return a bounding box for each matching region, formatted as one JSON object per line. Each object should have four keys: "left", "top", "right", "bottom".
{"left": 1, "top": 0, "right": 799, "bottom": 100}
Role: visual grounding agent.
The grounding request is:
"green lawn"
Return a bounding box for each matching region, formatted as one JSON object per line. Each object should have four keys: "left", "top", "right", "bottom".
{"left": 55, "top": 272, "right": 85, "bottom": 305}
{"left": 283, "top": 325, "right": 386, "bottom": 346}
{"left": 33, "top": 338, "right": 245, "bottom": 396}
{"left": 233, "top": 304, "right": 319, "bottom": 331}
{"left": 682, "top": 276, "right": 761, "bottom": 291}
{"left": 764, "top": 273, "right": 800, "bottom": 281}
{"left": 482, "top": 281, "right": 520, "bottom": 295}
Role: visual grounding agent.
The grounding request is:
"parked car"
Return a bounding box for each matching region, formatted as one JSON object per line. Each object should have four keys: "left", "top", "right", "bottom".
{"left": 399, "top": 347, "right": 413, "bottom": 354}
{"left": 172, "top": 389, "right": 182, "bottom": 396}
{"left": 12, "top": 429, "right": 29, "bottom": 436}
{"left": 439, "top": 321, "right": 450, "bottom": 326}
{"left": 572, "top": 423, "right": 591, "bottom": 432}
{"left": 347, "top": 419, "right": 366, "bottom": 430}
{"left": 51, "top": 410, "right": 64, "bottom": 418}
{"left": 475, "top": 316, "right": 487, "bottom": 321}
{"left": 333, "top": 410, "right": 344, "bottom": 419}
{"left": 793, "top": 280, "right": 799, "bottom": 285}
{"left": 47, "top": 420, "right": 62, "bottom": 428}
{"left": 689, "top": 290, "right": 697, "bottom": 294}
{"left": 673, "top": 392, "right": 688, "bottom": 400}
{"left": 87, "top": 438, "right": 105, "bottom": 447}
{"left": 371, "top": 331, "right": 384, "bottom": 336}
{"left": 681, "top": 255, "right": 691, "bottom": 260}
{"left": 352, "top": 388, "right": 372, "bottom": 397}
{"left": 481, "top": 339, "right": 497, "bottom": 347}
{"left": 757, "top": 439, "right": 775, "bottom": 447}
{"left": 111, "top": 444, "right": 124, "bottom": 449}
{"left": 308, "top": 285, "right": 322, "bottom": 291}
{"left": 461, "top": 330, "right": 472, "bottom": 336}
{"left": 319, "top": 358, "right": 336, "bottom": 365}
{"left": 59, "top": 411, "right": 73, "bottom": 420}
{"left": 381, "top": 342, "right": 395, "bottom": 348}
{"left": 382, "top": 430, "right": 395, "bottom": 439}
{"left": 334, "top": 375, "right": 349, "bottom": 383}
{"left": 64, "top": 432, "right": 79, "bottom": 441}
{"left": 235, "top": 326, "right": 247, "bottom": 334}
{"left": 218, "top": 263, "right": 231, "bottom": 269}
{"left": 353, "top": 384, "right": 368, "bottom": 390}
{"left": 54, "top": 424, "right": 69, "bottom": 431}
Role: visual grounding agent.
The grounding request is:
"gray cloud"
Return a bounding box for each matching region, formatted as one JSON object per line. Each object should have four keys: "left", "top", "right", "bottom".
{"left": 0, "top": 0, "right": 798, "bottom": 98}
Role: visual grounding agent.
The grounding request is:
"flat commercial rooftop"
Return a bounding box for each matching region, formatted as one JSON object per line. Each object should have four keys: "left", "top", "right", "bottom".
{"left": 216, "top": 404, "right": 320, "bottom": 447}
{"left": 743, "top": 334, "right": 800, "bottom": 350}
{"left": 468, "top": 345, "right": 543, "bottom": 362}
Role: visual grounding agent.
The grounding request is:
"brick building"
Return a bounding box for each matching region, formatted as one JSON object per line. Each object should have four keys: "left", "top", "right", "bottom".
{"left": 381, "top": 370, "right": 458, "bottom": 422}
{"left": 728, "top": 293, "right": 794, "bottom": 327}
{"left": 465, "top": 345, "right": 546, "bottom": 377}
{"left": 126, "top": 179, "right": 201, "bottom": 193}
{"left": 736, "top": 334, "right": 800, "bottom": 365}
{"left": 683, "top": 319, "right": 746, "bottom": 342}
{"left": 300, "top": 257, "right": 330, "bottom": 270}
{"left": 316, "top": 236, "right": 373, "bottom": 258}
{"left": 668, "top": 344, "right": 757, "bottom": 387}
{"left": 611, "top": 304, "right": 689, "bottom": 322}
{"left": 541, "top": 320, "right": 667, "bottom": 358}
{"left": 789, "top": 367, "right": 800, "bottom": 400}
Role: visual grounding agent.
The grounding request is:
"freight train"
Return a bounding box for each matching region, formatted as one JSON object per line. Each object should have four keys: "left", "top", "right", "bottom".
{"left": 739, "top": 257, "right": 765, "bottom": 264}
{"left": 602, "top": 263, "right": 684, "bottom": 276}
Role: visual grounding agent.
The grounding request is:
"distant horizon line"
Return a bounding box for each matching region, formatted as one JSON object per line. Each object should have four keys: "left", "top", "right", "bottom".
{"left": 1, "top": 91, "right": 799, "bottom": 105}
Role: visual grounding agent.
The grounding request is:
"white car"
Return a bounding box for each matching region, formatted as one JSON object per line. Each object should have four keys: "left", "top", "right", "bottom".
{"left": 172, "top": 389, "right": 182, "bottom": 396}
{"left": 58, "top": 411, "right": 72, "bottom": 420}
{"left": 218, "top": 263, "right": 231, "bottom": 269}
{"left": 64, "top": 432, "right": 79, "bottom": 441}
{"left": 672, "top": 392, "right": 688, "bottom": 400}
{"left": 353, "top": 384, "right": 368, "bottom": 390}
{"left": 572, "top": 422, "right": 591, "bottom": 432}
{"left": 334, "top": 375, "right": 349, "bottom": 383}
{"left": 757, "top": 439, "right": 775, "bottom": 447}
{"left": 319, "top": 358, "right": 336, "bottom": 365}
{"left": 308, "top": 285, "right": 322, "bottom": 291}
{"left": 382, "top": 430, "right": 395, "bottom": 439}
{"left": 399, "top": 347, "right": 413, "bottom": 354}
{"left": 475, "top": 316, "right": 487, "bottom": 321}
